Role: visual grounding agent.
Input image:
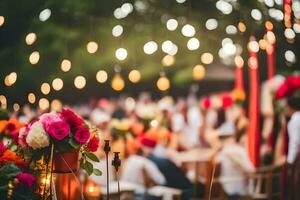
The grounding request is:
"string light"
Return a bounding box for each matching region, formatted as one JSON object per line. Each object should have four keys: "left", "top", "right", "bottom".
{"left": 0, "top": 16, "right": 4, "bottom": 27}
{"left": 162, "top": 55, "right": 175, "bottom": 67}
{"left": 61, "top": 59, "right": 71, "bottom": 72}
{"left": 51, "top": 99, "right": 62, "bottom": 111}
{"left": 4, "top": 72, "right": 17, "bottom": 87}
{"left": 0, "top": 95, "right": 7, "bottom": 108}
{"left": 112, "top": 25, "right": 123, "bottom": 37}
{"left": 96, "top": 70, "right": 108, "bottom": 83}
{"left": 13, "top": 103, "right": 20, "bottom": 112}
{"left": 144, "top": 41, "right": 158, "bottom": 54}
{"left": 25, "top": 33, "right": 37, "bottom": 45}
{"left": 128, "top": 70, "right": 141, "bottom": 83}
{"left": 206, "top": 19, "right": 218, "bottom": 30}
{"left": 28, "top": 93, "right": 36, "bottom": 104}
{"left": 41, "top": 83, "right": 51, "bottom": 95}
{"left": 39, "top": 98, "right": 49, "bottom": 110}
{"left": 115, "top": 48, "right": 127, "bottom": 60}
{"left": 201, "top": 53, "right": 214, "bottom": 64}
{"left": 248, "top": 40, "right": 259, "bottom": 53}
{"left": 52, "top": 78, "right": 63, "bottom": 91}
{"left": 259, "top": 39, "right": 268, "bottom": 50}
{"left": 74, "top": 75, "right": 86, "bottom": 89}
{"left": 87, "top": 41, "right": 98, "bottom": 54}
{"left": 238, "top": 22, "right": 246, "bottom": 32}
{"left": 187, "top": 38, "right": 200, "bottom": 50}
{"left": 193, "top": 65, "right": 205, "bottom": 80}
{"left": 111, "top": 73, "right": 125, "bottom": 91}
{"left": 29, "top": 51, "right": 40, "bottom": 65}
{"left": 157, "top": 76, "right": 170, "bottom": 91}
{"left": 166, "top": 19, "right": 178, "bottom": 31}
{"left": 162, "top": 40, "right": 173, "bottom": 54}
{"left": 234, "top": 56, "right": 244, "bottom": 68}
{"left": 39, "top": 9, "right": 51, "bottom": 22}
{"left": 181, "top": 24, "right": 196, "bottom": 37}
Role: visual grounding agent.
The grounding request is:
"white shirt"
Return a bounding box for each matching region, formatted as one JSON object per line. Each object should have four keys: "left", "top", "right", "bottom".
{"left": 121, "top": 155, "right": 166, "bottom": 192}
{"left": 287, "top": 111, "right": 300, "bottom": 164}
{"left": 216, "top": 144, "right": 254, "bottom": 196}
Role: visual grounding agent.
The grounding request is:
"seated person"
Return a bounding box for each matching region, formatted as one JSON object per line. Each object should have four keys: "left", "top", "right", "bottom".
{"left": 120, "top": 136, "right": 166, "bottom": 196}
{"left": 215, "top": 122, "right": 254, "bottom": 199}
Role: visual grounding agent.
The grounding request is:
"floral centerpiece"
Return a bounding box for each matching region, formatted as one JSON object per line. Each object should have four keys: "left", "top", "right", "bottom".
{"left": 0, "top": 114, "right": 24, "bottom": 147}
{"left": 0, "top": 141, "right": 39, "bottom": 200}
{"left": 19, "top": 108, "right": 101, "bottom": 176}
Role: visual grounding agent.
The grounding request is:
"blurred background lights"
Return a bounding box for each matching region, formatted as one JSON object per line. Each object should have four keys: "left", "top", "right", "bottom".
{"left": 39, "top": 9, "right": 51, "bottom": 22}
{"left": 51, "top": 99, "right": 62, "bottom": 111}
{"left": 285, "top": 50, "right": 296, "bottom": 63}
{"left": 181, "top": 24, "right": 196, "bottom": 37}
{"left": 157, "top": 76, "right": 170, "bottom": 91}
{"left": 28, "top": 93, "right": 36, "bottom": 104}
{"left": 259, "top": 39, "right": 268, "bottom": 50}
{"left": 238, "top": 22, "right": 246, "bottom": 32}
{"left": 29, "top": 51, "right": 40, "bottom": 64}
{"left": 86, "top": 41, "right": 98, "bottom": 54}
{"left": 176, "top": 0, "right": 186, "bottom": 3}
{"left": 4, "top": 72, "right": 17, "bottom": 87}
{"left": 74, "top": 75, "right": 86, "bottom": 89}
{"left": 0, "top": 95, "right": 7, "bottom": 108}
{"left": 162, "top": 55, "right": 175, "bottom": 66}
{"left": 121, "top": 3, "right": 133, "bottom": 14}
{"left": 25, "top": 33, "right": 37, "bottom": 45}
{"left": 293, "top": 23, "right": 300, "bottom": 33}
{"left": 41, "top": 83, "right": 50, "bottom": 95}
{"left": 223, "top": 43, "right": 237, "bottom": 55}
{"left": 39, "top": 98, "right": 49, "bottom": 110}
{"left": 222, "top": 38, "right": 233, "bottom": 46}
{"left": 284, "top": 28, "right": 296, "bottom": 40}
{"left": 234, "top": 56, "right": 244, "bottom": 67}
{"left": 187, "top": 38, "right": 200, "bottom": 50}
{"left": 268, "top": 9, "right": 283, "bottom": 21}
{"left": 226, "top": 25, "right": 237, "bottom": 34}
{"left": 193, "top": 65, "right": 205, "bottom": 80}
{"left": 61, "top": 59, "right": 71, "bottom": 72}
{"left": 168, "top": 44, "right": 178, "bottom": 56}
{"left": 0, "top": 16, "right": 4, "bottom": 26}
{"left": 216, "top": 0, "right": 233, "bottom": 15}
{"left": 264, "top": 0, "right": 275, "bottom": 7}
{"left": 248, "top": 40, "right": 259, "bottom": 52}
{"left": 112, "top": 25, "right": 123, "bottom": 37}
{"left": 251, "top": 9, "right": 262, "bottom": 21}
{"left": 96, "top": 70, "right": 108, "bottom": 83}
{"left": 111, "top": 74, "right": 125, "bottom": 91}
{"left": 166, "top": 19, "right": 178, "bottom": 31}
{"left": 52, "top": 78, "right": 63, "bottom": 91}
{"left": 143, "top": 41, "right": 158, "bottom": 54}
{"left": 128, "top": 70, "right": 141, "bottom": 83}
{"left": 205, "top": 19, "right": 218, "bottom": 30}
{"left": 115, "top": 48, "right": 128, "bottom": 60}
{"left": 162, "top": 40, "right": 173, "bottom": 53}
{"left": 13, "top": 103, "right": 20, "bottom": 112}
{"left": 201, "top": 53, "right": 214, "bottom": 64}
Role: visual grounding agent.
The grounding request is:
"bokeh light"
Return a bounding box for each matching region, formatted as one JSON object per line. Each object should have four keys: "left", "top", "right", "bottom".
{"left": 41, "top": 83, "right": 51, "bottom": 95}
{"left": 25, "top": 33, "right": 37, "bottom": 45}
{"left": 144, "top": 41, "right": 158, "bottom": 54}
{"left": 0, "top": 16, "right": 4, "bottom": 26}
{"left": 201, "top": 53, "right": 214, "bottom": 64}
{"left": 162, "top": 55, "right": 175, "bottom": 67}
{"left": 157, "top": 76, "right": 170, "bottom": 91}
{"left": 181, "top": 24, "right": 196, "bottom": 37}
{"left": 166, "top": 19, "right": 178, "bottom": 31}
{"left": 28, "top": 93, "right": 36, "bottom": 104}
{"left": 51, "top": 99, "right": 62, "bottom": 111}
{"left": 52, "top": 78, "right": 63, "bottom": 91}
{"left": 96, "top": 70, "right": 108, "bottom": 83}
{"left": 111, "top": 74, "right": 125, "bottom": 91}
{"left": 74, "top": 75, "right": 86, "bottom": 89}
{"left": 61, "top": 59, "right": 72, "bottom": 72}
{"left": 128, "top": 70, "right": 141, "bottom": 83}
{"left": 29, "top": 51, "right": 40, "bottom": 65}
{"left": 87, "top": 41, "right": 98, "bottom": 54}
{"left": 193, "top": 65, "right": 205, "bottom": 80}
{"left": 115, "top": 48, "right": 128, "bottom": 60}
{"left": 39, "top": 98, "right": 49, "bottom": 110}
{"left": 187, "top": 38, "right": 200, "bottom": 50}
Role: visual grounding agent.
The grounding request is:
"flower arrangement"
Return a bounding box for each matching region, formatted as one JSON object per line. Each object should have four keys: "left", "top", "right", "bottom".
{"left": 19, "top": 108, "right": 101, "bottom": 176}
{"left": 0, "top": 117, "right": 24, "bottom": 146}
{"left": 0, "top": 141, "right": 39, "bottom": 200}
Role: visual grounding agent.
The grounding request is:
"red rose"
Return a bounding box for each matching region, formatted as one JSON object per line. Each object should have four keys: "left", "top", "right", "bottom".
{"left": 222, "top": 94, "right": 233, "bottom": 109}
{"left": 61, "top": 109, "right": 84, "bottom": 129}
{"left": 73, "top": 126, "right": 90, "bottom": 144}
{"left": 6, "top": 123, "right": 17, "bottom": 135}
{"left": 201, "top": 97, "right": 211, "bottom": 109}
{"left": 46, "top": 121, "right": 70, "bottom": 140}
{"left": 16, "top": 172, "right": 36, "bottom": 188}
{"left": 87, "top": 136, "right": 100, "bottom": 152}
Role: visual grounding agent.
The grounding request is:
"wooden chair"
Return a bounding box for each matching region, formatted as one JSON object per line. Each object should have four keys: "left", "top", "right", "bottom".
{"left": 247, "top": 164, "right": 282, "bottom": 200}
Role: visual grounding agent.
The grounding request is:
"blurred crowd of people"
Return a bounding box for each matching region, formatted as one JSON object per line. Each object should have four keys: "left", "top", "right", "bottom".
{"left": 5, "top": 90, "right": 300, "bottom": 200}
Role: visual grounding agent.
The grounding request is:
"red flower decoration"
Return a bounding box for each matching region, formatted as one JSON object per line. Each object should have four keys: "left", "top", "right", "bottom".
{"left": 87, "top": 136, "right": 100, "bottom": 152}
{"left": 275, "top": 76, "right": 300, "bottom": 99}
{"left": 46, "top": 121, "right": 70, "bottom": 140}
{"left": 0, "top": 141, "right": 7, "bottom": 157}
{"left": 61, "top": 109, "right": 84, "bottom": 129}
{"left": 73, "top": 126, "right": 90, "bottom": 144}
{"left": 201, "top": 97, "right": 211, "bottom": 109}
{"left": 222, "top": 94, "right": 233, "bottom": 109}
{"left": 16, "top": 172, "right": 36, "bottom": 188}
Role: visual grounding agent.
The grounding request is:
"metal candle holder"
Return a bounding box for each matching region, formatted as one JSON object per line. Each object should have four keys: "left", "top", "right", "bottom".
{"left": 104, "top": 140, "right": 111, "bottom": 200}
{"left": 112, "top": 152, "right": 121, "bottom": 200}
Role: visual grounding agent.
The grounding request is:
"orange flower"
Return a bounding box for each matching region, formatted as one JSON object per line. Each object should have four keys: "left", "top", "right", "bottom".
{"left": 0, "top": 149, "right": 26, "bottom": 166}
{"left": 0, "top": 120, "right": 9, "bottom": 133}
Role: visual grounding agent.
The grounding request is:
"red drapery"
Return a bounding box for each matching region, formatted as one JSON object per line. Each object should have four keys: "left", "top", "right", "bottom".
{"left": 247, "top": 37, "right": 261, "bottom": 168}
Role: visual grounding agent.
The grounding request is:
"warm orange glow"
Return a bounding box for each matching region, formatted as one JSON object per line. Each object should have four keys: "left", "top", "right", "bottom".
{"left": 192, "top": 65, "right": 205, "bottom": 80}
{"left": 234, "top": 56, "right": 244, "bottom": 68}
{"left": 265, "top": 21, "right": 273, "bottom": 31}
{"left": 111, "top": 74, "right": 125, "bottom": 91}
{"left": 128, "top": 70, "right": 141, "bottom": 83}
{"left": 238, "top": 22, "right": 246, "bottom": 33}
{"left": 156, "top": 76, "right": 170, "bottom": 91}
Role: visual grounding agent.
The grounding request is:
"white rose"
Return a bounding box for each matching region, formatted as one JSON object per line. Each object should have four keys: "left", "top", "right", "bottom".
{"left": 26, "top": 121, "right": 50, "bottom": 149}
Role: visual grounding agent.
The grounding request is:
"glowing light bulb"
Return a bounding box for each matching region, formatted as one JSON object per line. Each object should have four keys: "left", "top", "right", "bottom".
{"left": 0, "top": 16, "right": 4, "bottom": 26}
{"left": 61, "top": 59, "right": 71, "bottom": 72}
{"left": 41, "top": 83, "right": 51, "bottom": 95}
{"left": 111, "top": 74, "right": 125, "bottom": 91}
{"left": 115, "top": 48, "right": 127, "bottom": 60}
{"left": 28, "top": 93, "right": 36, "bottom": 104}
{"left": 87, "top": 41, "right": 98, "bottom": 54}
{"left": 166, "top": 19, "right": 178, "bottom": 31}
{"left": 193, "top": 65, "right": 205, "bottom": 80}
{"left": 234, "top": 56, "right": 244, "bottom": 67}
{"left": 187, "top": 38, "right": 200, "bottom": 50}
{"left": 39, "top": 98, "right": 49, "bottom": 110}
{"left": 25, "top": 33, "right": 37, "bottom": 45}
{"left": 112, "top": 25, "right": 123, "bottom": 37}
{"left": 201, "top": 53, "right": 214, "bottom": 64}
{"left": 128, "top": 70, "right": 141, "bottom": 83}
{"left": 143, "top": 41, "right": 158, "bottom": 55}
{"left": 29, "top": 51, "right": 40, "bottom": 65}
{"left": 74, "top": 75, "right": 86, "bottom": 89}
{"left": 51, "top": 99, "right": 62, "bottom": 111}
{"left": 156, "top": 76, "right": 170, "bottom": 91}
{"left": 96, "top": 70, "right": 108, "bottom": 83}
{"left": 162, "top": 55, "right": 175, "bottom": 67}
{"left": 181, "top": 24, "right": 196, "bottom": 37}
{"left": 52, "top": 78, "right": 63, "bottom": 91}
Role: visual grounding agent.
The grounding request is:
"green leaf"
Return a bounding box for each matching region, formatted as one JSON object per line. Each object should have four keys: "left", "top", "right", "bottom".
{"left": 79, "top": 158, "right": 85, "bottom": 168}
{"left": 84, "top": 161, "right": 93, "bottom": 175}
{"left": 85, "top": 152, "right": 99, "bottom": 162}
{"left": 93, "top": 169, "right": 102, "bottom": 176}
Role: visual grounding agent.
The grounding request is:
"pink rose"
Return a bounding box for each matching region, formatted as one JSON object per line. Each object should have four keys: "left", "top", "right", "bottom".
{"left": 46, "top": 121, "right": 70, "bottom": 140}
{"left": 87, "top": 136, "right": 100, "bottom": 152}
{"left": 73, "top": 126, "right": 90, "bottom": 144}
{"left": 0, "top": 141, "right": 7, "bottom": 157}
{"left": 16, "top": 172, "right": 36, "bottom": 188}
{"left": 40, "top": 113, "right": 61, "bottom": 128}
{"left": 18, "top": 126, "right": 29, "bottom": 147}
